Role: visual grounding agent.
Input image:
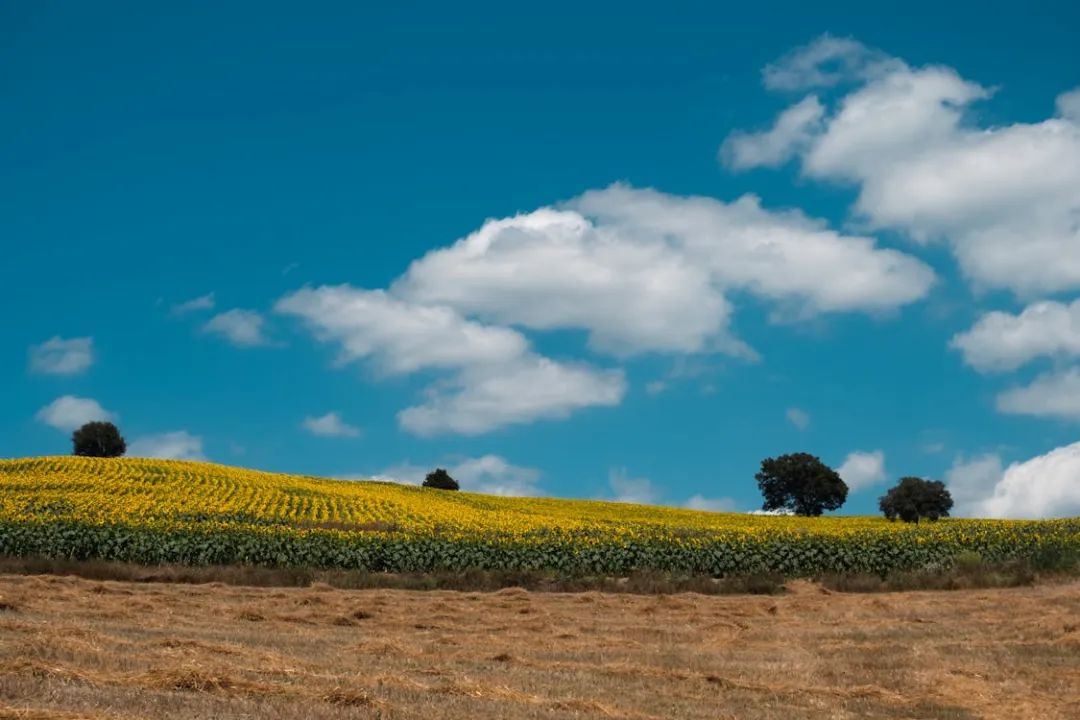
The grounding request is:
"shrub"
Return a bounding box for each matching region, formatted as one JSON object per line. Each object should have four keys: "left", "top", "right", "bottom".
{"left": 71, "top": 422, "right": 126, "bottom": 458}
{"left": 422, "top": 468, "right": 459, "bottom": 491}
{"left": 1029, "top": 544, "right": 1080, "bottom": 572}
{"left": 755, "top": 452, "right": 847, "bottom": 516}
{"left": 879, "top": 476, "right": 953, "bottom": 523}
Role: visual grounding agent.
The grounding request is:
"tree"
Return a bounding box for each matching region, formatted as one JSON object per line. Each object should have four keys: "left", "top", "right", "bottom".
{"left": 422, "top": 468, "right": 459, "bottom": 491}
{"left": 879, "top": 477, "right": 953, "bottom": 523}
{"left": 72, "top": 421, "right": 126, "bottom": 458}
{"left": 755, "top": 452, "right": 847, "bottom": 516}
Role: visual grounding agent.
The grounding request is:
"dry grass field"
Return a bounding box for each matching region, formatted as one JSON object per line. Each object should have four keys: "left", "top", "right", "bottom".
{"left": 0, "top": 574, "right": 1078, "bottom": 719}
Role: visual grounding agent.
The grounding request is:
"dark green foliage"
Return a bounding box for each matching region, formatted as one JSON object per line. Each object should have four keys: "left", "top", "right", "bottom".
{"left": 422, "top": 468, "right": 459, "bottom": 491}
{"left": 1, "top": 516, "right": 1077, "bottom": 577}
{"left": 879, "top": 476, "right": 953, "bottom": 523}
{"left": 71, "top": 422, "right": 126, "bottom": 458}
{"left": 755, "top": 452, "right": 847, "bottom": 516}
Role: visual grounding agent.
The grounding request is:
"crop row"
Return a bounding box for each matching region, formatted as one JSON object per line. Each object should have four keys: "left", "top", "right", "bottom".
{"left": 2, "top": 517, "right": 1077, "bottom": 576}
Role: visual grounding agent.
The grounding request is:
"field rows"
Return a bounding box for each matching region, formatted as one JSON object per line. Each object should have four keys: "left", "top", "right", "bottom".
{"left": 1, "top": 456, "right": 1078, "bottom": 575}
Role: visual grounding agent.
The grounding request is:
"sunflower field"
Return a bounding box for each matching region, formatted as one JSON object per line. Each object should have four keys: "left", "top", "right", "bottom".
{"left": 1, "top": 456, "right": 1077, "bottom": 576}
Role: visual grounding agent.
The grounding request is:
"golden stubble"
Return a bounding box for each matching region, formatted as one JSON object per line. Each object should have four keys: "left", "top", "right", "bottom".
{"left": 0, "top": 574, "right": 1077, "bottom": 719}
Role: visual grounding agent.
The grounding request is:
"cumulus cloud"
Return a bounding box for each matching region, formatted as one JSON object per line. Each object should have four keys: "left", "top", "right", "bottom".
{"left": 606, "top": 468, "right": 659, "bottom": 504}
{"left": 302, "top": 412, "right": 361, "bottom": 438}
{"left": 451, "top": 455, "right": 543, "bottom": 496}
{"left": 398, "top": 356, "right": 625, "bottom": 436}
{"left": 395, "top": 205, "right": 740, "bottom": 357}
{"left": 366, "top": 462, "right": 426, "bottom": 485}
{"left": 721, "top": 95, "right": 824, "bottom": 170}
{"left": 35, "top": 396, "right": 113, "bottom": 431}
{"left": 945, "top": 454, "right": 1005, "bottom": 514}
{"left": 276, "top": 287, "right": 526, "bottom": 374}
{"left": 728, "top": 38, "right": 1080, "bottom": 296}
{"left": 128, "top": 431, "right": 206, "bottom": 460}
{"left": 786, "top": 407, "right": 810, "bottom": 430}
{"left": 395, "top": 185, "right": 933, "bottom": 358}
{"left": 277, "top": 286, "right": 625, "bottom": 435}
{"left": 950, "top": 300, "right": 1080, "bottom": 373}
{"left": 203, "top": 309, "right": 271, "bottom": 347}
{"left": 947, "top": 444, "right": 1080, "bottom": 519}
{"left": 572, "top": 185, "right": 934, "bottom": 320}
{"left": 837, "top": 450, "right": 887, "bottom": 491}
{"left": 996, "top": 369, "right": 1080, "bottom": 420}
{"left": 171, "top": 292, "right": 215, "bottom": 315}
{"left": 1057, "top": 87, "right": 1080, "bottom": 122}
{"left": 275, "top": 88, "right": 940, "bottom": 435}
{"left": 372, "top": 455, "right": 543, "bottom": 496}
{"left": 684, "top": 494, "right": 736, "bottom": 512}
{"left": 761, "top": 34, "right": 898, "bottom": 91}
{"left": 28, "top": 336, "right": 94, "bottom": 375}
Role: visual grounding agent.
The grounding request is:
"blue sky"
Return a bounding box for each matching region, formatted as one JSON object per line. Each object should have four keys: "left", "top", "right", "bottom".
{"left": 4, "top": 1, "right": 1080, "bottom": 518}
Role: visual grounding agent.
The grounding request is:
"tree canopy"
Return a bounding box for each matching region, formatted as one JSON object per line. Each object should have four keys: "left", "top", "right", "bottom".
{"left": 755, "top": 452, "right": 848, "bottom": 516}
{"left": 422, "top": 468, "right": 459, "bottom": 491}
{"left": 72, "top": 421, "right": 126, "bottom": 458}
{"left": 879, "top": 477, "right": 953, "bottom": 523}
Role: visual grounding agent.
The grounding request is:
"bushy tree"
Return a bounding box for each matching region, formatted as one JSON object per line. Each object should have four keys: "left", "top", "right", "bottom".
{"left": 755, "top": 452, "right": 847, "bottom": 516}
{"left": 72, "top": 421, "right": 126, "bottom": 458}
{"left": 879, "top": 476, "right": 953, "bottom": 523}
{"left": 422, "top": 468, "right": 459, "bottom": 490}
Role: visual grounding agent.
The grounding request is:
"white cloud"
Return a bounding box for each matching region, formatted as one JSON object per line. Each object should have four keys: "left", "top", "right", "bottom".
{"left": 367, "top": 455, "right": 543, "bottom": 497}
{"left": 276, "top": 286, "right": 526, "bottom": 374}
{"left": 572, "top": 185, "right": 934, "bottom": 320}
{"left": 947, "top": 444, "right": 1080, "bottom": 519}
{"left": 684, "top": 494, "right": 736, "bottom": 512}
{"left": 277, "top": 286, "right": 625, "bottom": 435}
{"left": 395, "top": 205, "right": 741, "bottom": 357}
{"left": 761, "top": 34, "right": 897, "bottom": 91}
{"left": 128, "top": 431, "right": 206, "bottom": 461}
{"left": 451, "top": 455, "right": 543, "bottom": 496}
{"left": 302, "top": 412, "right": 361, "bottom": 438}
{"left": 28, "top": 337, "right": 94, "bottom": 375}
{"left": 367, "top": 462, "right": 427, "bottom": 485}
{"left": 996, "top": 368, "right": 1080, "bottom": 420}
{"left": 395, "top": 185, "right": 933, "bottom": 358}
{"left": 607, "top": 468, "right": 659, "bottom": 504}
{"left": 729, "top": 39, "right": 1080, "bottom": 296}
{"left": 786, "top": 407, "right": 810, "bottom": 430}
{"left": 275, "top": 87, "right": 939, "bottom": 436}
{"left": 171, "top": 292, "right": 215, "bottom": 315}
{"left": 803, "top": 65, "right": 989, "bottom": 182}
{"left": 203, "top": 309, "right": 270, "bottom": 347}
{"left": 398, "top": 356, "right": 625, "bottom": 436}
{"left": 721, "top": 95, "right": 824, "bottom": 170}
{"left": 1057, "top": 87, "right": 1080, "bottom": 122}
{"left": 837, "top": 450, "right": 887, "bottom": 491}
{"left": 945, "top": 453, "right": 1005, "bottom": 514}
{"left": 950, "top": 300, "right": 1080, "bottom": 373}
{"left": 35, "top": 396, "right": 114, "bottom": 432}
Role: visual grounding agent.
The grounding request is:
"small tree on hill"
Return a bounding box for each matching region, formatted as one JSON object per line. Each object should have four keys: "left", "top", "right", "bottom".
{"left": 72, "top": 421, "right": 126, "bottom": 458}
{"left": 879, "top": 477, "right": 953, "bottom": 523}
{"left": 755, "top": 452, "right": 847, "bottom": 516}
{"left": 423, "top": 468, "right": 459, "bottom": 491}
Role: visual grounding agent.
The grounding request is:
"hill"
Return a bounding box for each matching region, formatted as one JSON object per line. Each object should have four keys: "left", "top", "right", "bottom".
{"left": 1, "top": 456, "right": 1077, "bottom": 575}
